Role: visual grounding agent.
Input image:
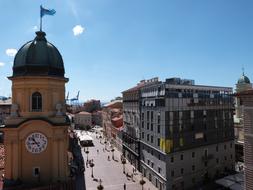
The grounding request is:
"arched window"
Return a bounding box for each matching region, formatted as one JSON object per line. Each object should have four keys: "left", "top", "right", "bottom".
{"left": 32, "top": 92, "right": 42, "bottom": 111}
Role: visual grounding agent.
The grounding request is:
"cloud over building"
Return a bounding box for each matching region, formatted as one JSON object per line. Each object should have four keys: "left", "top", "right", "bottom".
{"left": 72, "top": 25, "right": 84, "bottom": 36}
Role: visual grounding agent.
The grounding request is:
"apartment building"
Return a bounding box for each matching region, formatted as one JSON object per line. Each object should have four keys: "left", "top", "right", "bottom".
{"left": 135, "top": 77, "right": 234, "bottom": 190}
{"left": 122, "top": 78, "right": 159, "bottom": 170}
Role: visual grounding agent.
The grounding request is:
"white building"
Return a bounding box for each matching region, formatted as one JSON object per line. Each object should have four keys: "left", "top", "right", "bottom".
{"left": 74, "top": 111, "right": 92, "bottom": 128}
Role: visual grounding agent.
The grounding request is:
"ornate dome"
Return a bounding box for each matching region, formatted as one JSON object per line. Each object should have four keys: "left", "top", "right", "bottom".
{"left": 12, "top": 31, "right": 65, "bottom": 77}
{"left": 238, "top": 73, "right": 251, "bottom": 84}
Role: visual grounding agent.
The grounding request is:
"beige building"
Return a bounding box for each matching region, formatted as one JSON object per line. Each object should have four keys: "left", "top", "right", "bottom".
{"left": 74, "top": 111, "right": 92, "bottom": 129}
{"left": 234, "top": 72, "right": 252, "bottom": 161}
{"left": 1, "top": 31, "right": 70, "bottom": 185}
{"left": 102, "top": 100, "right": 123, "bottom": 150}
{"left": 0, "top": 98, "right": 11, "bottom": 125}
{"left": 236, "top": 90, "right": 253, "bottom": 189}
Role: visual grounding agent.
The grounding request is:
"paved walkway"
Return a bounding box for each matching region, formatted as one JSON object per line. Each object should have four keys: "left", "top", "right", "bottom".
{"left": 83, "top": 132, "right": 157, "bottom": 190}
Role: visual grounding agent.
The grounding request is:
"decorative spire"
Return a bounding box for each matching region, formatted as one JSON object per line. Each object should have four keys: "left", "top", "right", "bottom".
{"left": 35, "top": 31, "right": 47, "bottom": 41}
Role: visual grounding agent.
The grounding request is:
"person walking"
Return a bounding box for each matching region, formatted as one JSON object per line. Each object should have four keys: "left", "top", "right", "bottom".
{"left": 123, "top": 183, "right": 126, "bottom": 190}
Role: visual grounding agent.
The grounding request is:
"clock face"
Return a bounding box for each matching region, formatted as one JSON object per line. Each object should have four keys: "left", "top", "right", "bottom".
{"left": 25, "top": 132, "right": 48, "bottom": 154}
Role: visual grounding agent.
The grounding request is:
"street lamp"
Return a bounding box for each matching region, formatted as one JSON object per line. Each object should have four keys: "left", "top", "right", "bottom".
{"left": 139, "top": 174, "right": 146, "bottom": 190}
{"left": 85, "top": 148, "right": 89, "bottom": 162}
{"left": 111, "top": 148, "right": 115, "bottom": 160}
{"left": 97, "top": 179, "right": 104, "bottom": 190}
{"left": 89, "top": 160, "right": 95, "bottom": 178}
{"left": 121, "top": 157, "right": 126, "bottom": 174}
{"left": 104, "top": 140, "right": 107, "bottom": 150}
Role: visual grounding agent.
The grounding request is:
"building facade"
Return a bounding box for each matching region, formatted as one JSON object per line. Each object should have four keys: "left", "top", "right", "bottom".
{"left": 236, "top": 90, "right": 253, "bottom": 189}
{"left": 234, "top": 72, "right": 252, "bottom": 162}
{"left": 102, "top": 100, "right": 123, "bottom": 149}
{"left": 91, "top": 111, "right": 102, "bottom": 126}
{"left": 74, "top": 111, "right": 92, "bottom": 129}
{"left": 0, "top": 98, "right": 11, "bottom": 125}
{"left": 122, "top": 78, "right": 159, "bottom": 170}
{"left": 1, "top": 31, "right": 70, "bottom": 185}
{"left": 83, "top": 99, "right": 101, "bottom": 113}
{"left": 123, "top": 77, "right": 234, "bottom": 190}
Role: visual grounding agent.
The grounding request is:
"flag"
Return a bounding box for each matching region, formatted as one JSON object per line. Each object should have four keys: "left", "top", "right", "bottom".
{"left": 40, "top": 5, "right": 56, "bottom": 18}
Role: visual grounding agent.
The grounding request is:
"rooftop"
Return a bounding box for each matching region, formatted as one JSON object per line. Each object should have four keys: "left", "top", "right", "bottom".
{"left": 103, "top": 100, "right": 122, "bottom": 108}
{"left": 0, "top": 98, "right": 12, "bottom": 105}
{"left": 122, "top": 77, "right": 160, "bottom": 93}
{"left": 77, "top": 111, "right": 91, "bottom": 115}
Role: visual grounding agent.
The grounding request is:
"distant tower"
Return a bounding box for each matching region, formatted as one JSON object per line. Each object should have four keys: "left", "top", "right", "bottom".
{"left": 236, "top": 69, "right": 252, "bottom": 93}
{"left": 235, "top": 70, "right": 252, "bottom": 119}
{"left": 234, "top": 70, "right": 252, "bottom": 161}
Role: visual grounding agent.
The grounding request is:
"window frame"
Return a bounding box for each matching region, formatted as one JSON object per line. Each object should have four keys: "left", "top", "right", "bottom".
{"left": 31, "top": 91, "right": 42, "bottom": 112}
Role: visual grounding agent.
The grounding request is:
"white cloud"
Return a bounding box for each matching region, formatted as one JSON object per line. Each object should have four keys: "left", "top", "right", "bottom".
{"left": 72, "top": 25, "right": 84, "bottom": 36}
{"left": 6, "top": 48, "right": 17, "bottom": 57}
{"left": 0, "top": 62, "right": 5, "bottom": 67}
{"left": 33, "top": 26, "right": 38, "bottom": 31}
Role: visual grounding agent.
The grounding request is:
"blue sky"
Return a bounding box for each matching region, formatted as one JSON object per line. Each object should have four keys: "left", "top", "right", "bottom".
{"left": 0, "top": 0, "right": 253, "bottom": 101}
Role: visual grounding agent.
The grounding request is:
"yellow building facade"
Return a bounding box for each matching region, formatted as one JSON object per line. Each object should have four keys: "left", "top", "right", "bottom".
{"left": 1, "top": 31, "right": 70, "bottom": 185}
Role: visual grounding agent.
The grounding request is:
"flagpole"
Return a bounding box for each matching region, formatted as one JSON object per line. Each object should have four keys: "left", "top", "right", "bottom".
{"left": 40, "top": 16, "right": 42, "bottom": 31}
{"left": 40, "top": 5, "right": 42, "bottom": 31}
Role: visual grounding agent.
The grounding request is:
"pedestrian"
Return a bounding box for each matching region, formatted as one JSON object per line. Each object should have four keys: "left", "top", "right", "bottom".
{"left": 123, "top": 183, "right": 126, "bottom": 190}
{"left": 97, "top": 149, "right": 99, "bottom": 154}
{"left": 108, "top": 155, "right": 110, "bottom": 161}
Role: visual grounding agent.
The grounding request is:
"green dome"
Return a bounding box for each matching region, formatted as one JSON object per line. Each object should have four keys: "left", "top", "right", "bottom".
{"left": 238, "top": 74, "right": 250, "bottom": 84}
{"left": 12, "top": 31, "right": 65, "bottom": 77}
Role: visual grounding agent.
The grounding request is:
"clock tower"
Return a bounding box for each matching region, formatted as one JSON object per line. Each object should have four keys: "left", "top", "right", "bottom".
{"left": 1, "top": 31, "right": 70, "bottom": 185}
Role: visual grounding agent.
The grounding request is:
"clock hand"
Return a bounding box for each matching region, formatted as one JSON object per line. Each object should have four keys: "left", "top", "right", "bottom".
{"left": 32, "top": 138, "right": 40, "bottom": 147}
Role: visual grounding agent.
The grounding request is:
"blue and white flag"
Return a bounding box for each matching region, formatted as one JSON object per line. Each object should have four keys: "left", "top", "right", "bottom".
{"left": 40, "top": 5, "right": 56, "bottom": 17}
